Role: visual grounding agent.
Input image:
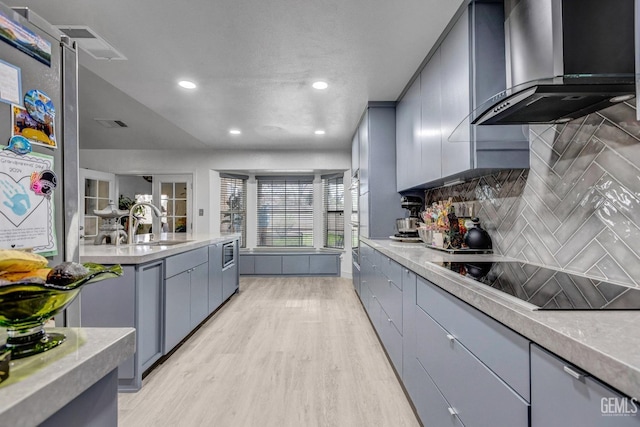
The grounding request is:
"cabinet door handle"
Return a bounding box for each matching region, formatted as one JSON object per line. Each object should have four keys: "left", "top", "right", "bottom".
{"left": 387, "top": 318, "right": 392, "bottom": 323}
{"left": 388, "top": 279, "right": 392, "bottom": 285}
{"left": 563, "top": 365, "right": 585, "bottom": 380}
{"left": 448, "top": 407, "right": 458, "bottom": 417}
{"left": 446, "top": 334, "right": 456, "bottom": 342}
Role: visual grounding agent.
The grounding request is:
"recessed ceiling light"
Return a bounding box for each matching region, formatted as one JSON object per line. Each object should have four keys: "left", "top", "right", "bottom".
{"left": 178, "top": 80, "right": 197, "bottom": 89}
{"left": 229, "top": 129, "right": 241, "bottom": 135}
{"left": 312, "top": 81, "right": 328, "bottom": 90}
{"left": 610, "top": 94, "right": 634, "bottom": 103}
{"left": 314, "top": 130, "right": 325, "bottom": 135}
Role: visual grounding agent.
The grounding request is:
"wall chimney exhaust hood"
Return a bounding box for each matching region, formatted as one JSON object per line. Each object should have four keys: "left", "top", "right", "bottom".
{"left": 471, "top": 0, "right": 635, "bottom": 126}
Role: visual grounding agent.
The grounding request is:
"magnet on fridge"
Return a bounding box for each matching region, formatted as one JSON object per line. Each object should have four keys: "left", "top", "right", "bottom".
{"left": 30, "top": 169, "right": 57, "bottom": 197}
{"left": 4, "top": 135, "right": 32, "bottom": 155}
{"left": 24, "top": 89, "right": 55, "bottom": 125}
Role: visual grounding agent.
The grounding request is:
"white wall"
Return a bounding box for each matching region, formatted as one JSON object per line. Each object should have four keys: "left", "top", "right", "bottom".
{"left": 80, "top": 148, "right": 354, "bottom": 276}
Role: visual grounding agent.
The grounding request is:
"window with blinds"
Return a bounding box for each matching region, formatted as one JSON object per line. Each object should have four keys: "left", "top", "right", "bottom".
{"left": 323, "top": 174, "right": 344, "bottom": 249}
{"left": 220, "top": 174, "right": 247, "bottom": 248}
{"left": 257, "top": 176, "right": 314, "bottom": 247}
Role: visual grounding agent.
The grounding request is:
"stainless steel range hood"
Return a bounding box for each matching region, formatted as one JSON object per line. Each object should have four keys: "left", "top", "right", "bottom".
{"left": 471, "top": 0, "right": 635, "bottom": 126}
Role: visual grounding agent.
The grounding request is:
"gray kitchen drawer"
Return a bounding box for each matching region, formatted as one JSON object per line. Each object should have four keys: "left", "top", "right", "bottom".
{"left": 379, "top": 254, "right": 403, "bottom": 290}
{"left": 416, "top": 276, "right": 530, "bottom": 401}
{"left": 531, "top": 344, "right": 640, "bottom": 427}
{"left": 373, "top": 298, "right": 403, "bottom": 374}
{"left": 416, "top": 307, "right": 529, "bottom": 427}
{"left": 369, "top": 269, "right": 403, "bottom": 334}
{"left": 165, "top": 247, "right": 208, "bottom": 279}
{"left": 360, "top": 243, "right": 374, "bottom": 264}
{"left": 411, "top": 358, "right": 465, "bottom": 427}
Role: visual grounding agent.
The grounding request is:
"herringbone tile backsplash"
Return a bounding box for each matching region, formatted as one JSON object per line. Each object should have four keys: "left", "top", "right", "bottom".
{"left": 425, "top": 100, "right": 640, "bottom": 288}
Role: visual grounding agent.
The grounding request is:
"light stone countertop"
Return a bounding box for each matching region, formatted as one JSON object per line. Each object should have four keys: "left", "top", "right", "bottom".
{"left": 81, "top": 232, "right": 240, "bottom": 265}
{"left": 362, "top": 237, "right": 640, "bottom": 399}
{"left": 0, "top": 327, "right": 135, "bottom": 426}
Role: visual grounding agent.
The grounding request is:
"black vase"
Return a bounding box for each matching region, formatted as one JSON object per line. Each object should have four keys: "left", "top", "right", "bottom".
{"left": 464, "top": 218, "right": 492, "bottom": 249}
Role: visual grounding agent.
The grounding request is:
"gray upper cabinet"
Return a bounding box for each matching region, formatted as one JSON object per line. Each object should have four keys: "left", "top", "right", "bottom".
{"left": 358, "top": 104, "right": 404, "bottom": 238}
{"left": 396, "top": 1, "right": 529, "bottom": 192}
{"left": 440, "top": 8, "right": 471, "bottom": 178}
{"left": 396, "top": 75, "right": 423, "bottom": 191}
{"left": 420, "top": 50, "right": 442, "bottom": 184}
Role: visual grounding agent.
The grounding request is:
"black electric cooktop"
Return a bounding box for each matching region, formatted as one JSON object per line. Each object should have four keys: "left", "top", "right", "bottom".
{"left": 437, "top": 261, "right": 640, "bottom": 310}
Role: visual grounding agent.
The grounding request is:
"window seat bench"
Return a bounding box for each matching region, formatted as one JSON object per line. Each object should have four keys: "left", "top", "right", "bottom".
{"left": 239, "top": 249, "right": 342, "bottom": 276}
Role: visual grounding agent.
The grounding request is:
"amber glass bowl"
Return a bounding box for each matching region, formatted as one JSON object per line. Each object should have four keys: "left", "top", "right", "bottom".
{"left": 0, "top": 263, "right": 122, "bottom": 359}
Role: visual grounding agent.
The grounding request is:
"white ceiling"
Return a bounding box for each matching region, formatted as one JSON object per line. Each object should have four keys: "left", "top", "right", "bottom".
{"left": 3, "top": 0, "right": 464, "bottom": 151}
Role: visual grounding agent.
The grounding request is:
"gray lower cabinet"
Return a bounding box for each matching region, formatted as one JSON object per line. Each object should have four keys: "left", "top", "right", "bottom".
{"left": 137, "top": 261, "right": 164, "bottom": 373}
{"left": 255, "top": 255, "right": 282, "bottom": 274}
{"left": 208, "top": 243, "right": 223, "bottom": 313}
{"left": 189, "top": 263, "right": 209, "bottom": 328}
{"left": 366, "top": 244, "right": 639, "bottom": 426}
{"left": 352, "top": 261, "right": 361, "bottom": 296}
{"left": 358, "top": 243, "right": 403, "bottom": 374}
{"left": 531, "top": 344, "right": 640, "bottom": 427}
{"left": 164, "top": 270, "right": 192, "bottom": 353}
{"left": 79, "top": 260, "right": 163, "bottom": 391}
{"left": 222, "top": 239, "right": 239, "bottom": 302}
{"left": 416, "top": 274, "right": 530, "bottom": 401}
{"left": 164, "top": 247, "right": 209, "bottom": 354}
{"left": 415, "top": 306, "right": 529, "bottom": 427}
{"left": 222, "top": 263, "right": 238, "bottom": 302}
{"left": 283, "top": 255, "right": 309, "bottom": 274}
{"left": 363, "top": 245, "right": 529, "bottom": 426}
{"left": 411, "top": 360, "right": 464, "bottom": 427}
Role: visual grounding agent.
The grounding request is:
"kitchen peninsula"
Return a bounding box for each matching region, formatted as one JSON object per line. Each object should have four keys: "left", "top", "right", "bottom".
{"left": 79, "top": 233, "right": 240, "bottom": 391}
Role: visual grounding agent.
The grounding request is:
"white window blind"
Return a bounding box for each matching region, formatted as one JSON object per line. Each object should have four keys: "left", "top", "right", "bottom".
{"left": 322, "top": 175, "right": 344, "bottom": 249}
{"left": 257, "top": 176, "right": 314, "bottom": 247}
{"left": 220, "top": 174, "right": 247, "bottom": 248}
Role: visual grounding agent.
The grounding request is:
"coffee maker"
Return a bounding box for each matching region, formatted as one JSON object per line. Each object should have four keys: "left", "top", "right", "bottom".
{"left": 394, "top": 195, "right": 423, "bottom": 238}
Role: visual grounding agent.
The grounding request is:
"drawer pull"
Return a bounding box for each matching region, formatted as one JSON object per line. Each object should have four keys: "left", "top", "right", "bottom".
{"left": 448, "top": 407, "right": 458, "bottom": 417}
{"left": 563, "top": 365, "right": 585, "bottom": 380}
{"left": 387, "top": 318, "right": 392, "bottom": 323}
{"left": 446, "top": 334, "right": 456, "bottom": 342}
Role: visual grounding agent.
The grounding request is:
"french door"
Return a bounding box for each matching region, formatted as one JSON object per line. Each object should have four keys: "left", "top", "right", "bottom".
{"left": 153, "top": 175, "right": 193, "bottom": 233}
{"left": 79, "top": 168, "right": 116, "bottom": 241}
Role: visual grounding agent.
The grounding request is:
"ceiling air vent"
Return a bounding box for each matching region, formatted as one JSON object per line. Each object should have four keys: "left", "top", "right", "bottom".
{"left": 94, "top": 119, "right": 128, "bottom": 128}
{"left": 55, "top": 25, "right": 126, "bottom": 60}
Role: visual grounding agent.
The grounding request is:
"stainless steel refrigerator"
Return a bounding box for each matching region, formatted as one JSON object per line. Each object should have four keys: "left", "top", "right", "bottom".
{"left": 0, "top": 4, "right": 79, "bottom": 324}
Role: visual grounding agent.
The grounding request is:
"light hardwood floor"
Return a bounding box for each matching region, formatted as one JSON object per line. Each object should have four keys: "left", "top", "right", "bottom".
{"left": 118, "top": 277, "right": 420, "bottom": 427}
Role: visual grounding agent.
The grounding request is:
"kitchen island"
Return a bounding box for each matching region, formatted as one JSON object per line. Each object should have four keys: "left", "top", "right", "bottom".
{"left": 78, "top": 233, "right": 240, "bottom": 391}
{"left": 0, "top": 327, "right": 135, "bottom": 427}
{"left": 360, "top": 237, "right": 640, "bottom": 426}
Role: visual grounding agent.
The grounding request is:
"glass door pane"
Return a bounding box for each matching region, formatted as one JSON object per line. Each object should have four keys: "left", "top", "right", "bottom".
{"left": 80, "top": 169, "right": 115, "bottom": 241}
{"left": 154, "top": 176, "right": 192, "bottom": 234}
